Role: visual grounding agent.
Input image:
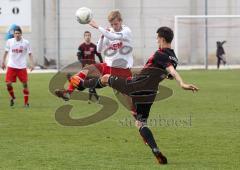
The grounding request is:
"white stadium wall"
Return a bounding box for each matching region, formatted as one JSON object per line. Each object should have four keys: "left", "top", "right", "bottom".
{"left": 0, "top": 0, "right": 240, "bottom": 68}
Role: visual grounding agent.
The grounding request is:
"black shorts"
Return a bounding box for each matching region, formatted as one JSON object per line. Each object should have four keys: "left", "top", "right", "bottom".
{"left": 131, "top": 92, "right": 155, "bottom": 123}
{"left": 109, "top": 73, "right": 165, "bottom": 123}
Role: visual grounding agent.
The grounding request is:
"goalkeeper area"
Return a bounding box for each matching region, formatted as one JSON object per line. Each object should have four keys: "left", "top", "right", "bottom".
{"left": 174, "top": 15, "right": 240, "bottom": 69}
{"left": 0, "top": 70, "right": 239, "bottom": 169}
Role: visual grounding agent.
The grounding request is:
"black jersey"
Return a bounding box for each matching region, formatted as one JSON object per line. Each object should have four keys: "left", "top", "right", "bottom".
{"left": 108, "top": 48, "right": 178, "bottom": 119}
{"left": 108, "top": 48, "right": 178, "bottom": 98}
{"left": 144, "top": 48, "right": 178, "bottom": 70}
{"left": 216, "top": 41, "right": 226, "bottom": 57}
{"left": 134, "top": 48, "right": 178, "bottom": 90}
{"left": 77, "top": 42, "right": 103, "bottom": 66}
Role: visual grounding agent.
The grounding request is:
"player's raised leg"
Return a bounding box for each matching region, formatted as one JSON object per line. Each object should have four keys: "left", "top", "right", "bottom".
{"left": 55, "top": 64, "right": 102, "bottom": 101}
{"left": 54, "top": 72, "right": 86, "bottom": 101}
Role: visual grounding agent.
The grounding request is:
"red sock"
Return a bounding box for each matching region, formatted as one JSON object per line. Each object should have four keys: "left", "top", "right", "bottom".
{"left": 67, "top": 72, "right": 86, "bottom": 93}
{"left": 67, "top": 84, "right": 75, "bottom": 93}
{"left": 23, "top": 88, "right": 29, "bottom": 105}
{"left": 7, "top": 85, "right": 15, "bottom": 99}
{"left": 77, "top": 72, "right": 87, "bottom": 79}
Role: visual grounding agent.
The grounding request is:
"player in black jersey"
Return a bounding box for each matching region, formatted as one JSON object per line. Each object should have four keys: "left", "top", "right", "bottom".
{"left": 96, "top": 27, "right": 199, "bottom": 164}
{"left": 216, "top": 41, "right": 227, "bottom": 69}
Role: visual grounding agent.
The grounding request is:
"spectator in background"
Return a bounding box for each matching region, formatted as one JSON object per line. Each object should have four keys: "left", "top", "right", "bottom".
{"left": 216, "top": 41, "right": 227, "bottom": 69}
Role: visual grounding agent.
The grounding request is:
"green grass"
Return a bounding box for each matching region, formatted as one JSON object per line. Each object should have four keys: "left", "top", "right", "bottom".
{"left": 0, "top": 70, "right": 239, "bottom": 170}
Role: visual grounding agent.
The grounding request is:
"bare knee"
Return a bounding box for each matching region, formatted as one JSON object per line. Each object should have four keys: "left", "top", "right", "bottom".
{"left": 80, "top": 69, "right": 89, "bottom": 76}
{"left": 100, "top": 74, "right": 110, "bottom": 86}
{"left": 23, "top": 83, "right": 28, "bottom": 88}
{"left": 135, "top": 120, "right": 144, "bottom": 129}
{"left": 6, "top": 82, "right": 12, "bottom": 87}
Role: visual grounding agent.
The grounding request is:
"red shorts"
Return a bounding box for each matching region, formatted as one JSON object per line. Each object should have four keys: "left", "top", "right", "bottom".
{"left": 6, "top": 67, "right": 28, "bottom": 83}
{"left": 94, "top": 63, "right": 132, "bottom": 78}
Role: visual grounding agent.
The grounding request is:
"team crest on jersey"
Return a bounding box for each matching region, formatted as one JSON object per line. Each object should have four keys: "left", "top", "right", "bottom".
{"left": 109, "top": 42, "right": 123, "bottom": 50}
{"left": 90, "top": 47, "right": 95, "bottom": 52}
{"left": 12, "top": 48, "right": 23, "bottom": 53}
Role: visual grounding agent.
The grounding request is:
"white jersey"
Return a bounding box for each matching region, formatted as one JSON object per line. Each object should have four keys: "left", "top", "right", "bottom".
{"left": 97, "top": 25, "right": 133, "bottom": 69}
{"left": 5, "top": 38, "right": 31, "bottom": 69}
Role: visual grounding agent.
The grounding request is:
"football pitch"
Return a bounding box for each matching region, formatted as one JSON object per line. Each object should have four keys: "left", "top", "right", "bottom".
{"left": 0, "top": 70, "right": 239, "bottom": 170}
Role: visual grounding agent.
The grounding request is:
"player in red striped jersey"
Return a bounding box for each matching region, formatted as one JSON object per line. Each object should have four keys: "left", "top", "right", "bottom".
{"left": 77, "top": 31, "right": 103, "bottom": 66}
{"left": 77, "top": 31, "right": 103, "bottom": 103}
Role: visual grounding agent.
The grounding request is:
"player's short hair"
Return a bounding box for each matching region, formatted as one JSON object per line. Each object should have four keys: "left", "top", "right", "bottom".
{"left": 108, "top": 10, "right": 122, "bottom": 22}
{"left": 156, "top": 27, "right": 174, "bottom": 43}
{"left": 14, "top": 26, "right": 22, "bottom": 34}
{"left": 84, "top": 31, "right": 91, "bottom": 36}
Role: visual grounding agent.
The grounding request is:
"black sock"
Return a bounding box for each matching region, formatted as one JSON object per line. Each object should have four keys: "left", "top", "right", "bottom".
{"left": 139, "top": 126, "right": 158, "bottom": 151}
{"left": 83, "top": 79, "right": 97, "bottom": 89}
{"left": 85, "top": 78, "right": 105, "bottom": 89}
{"left": 95, "top": 78, "right": 105, "bottom": 88}
{"left": 94, "top": 93, "right": 99, "bottom": 100}
{"left": 107, "top": 75, "right": 118, "bottom": 87}
{"left": 89, "top": 93, "right": 92, "bottom": 100}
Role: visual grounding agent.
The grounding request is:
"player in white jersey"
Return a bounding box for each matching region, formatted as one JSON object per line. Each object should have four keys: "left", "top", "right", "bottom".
{"left": 96, "top": 22, "right": 133, "bottom": 69}
{"left": 55, "top": 10, "right": 134, "bottom": 105}
{"left": 1, "top": 26, "right": 34, "bottom": 107}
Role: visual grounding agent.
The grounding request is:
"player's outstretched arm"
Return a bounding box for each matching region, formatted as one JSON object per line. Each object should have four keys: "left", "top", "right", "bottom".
{"left": 97, "top": 36, "right": 104, "bottom": 53}
{"left": 166, "top": 65, "right": 199, "bottom": 92}
{"left": 28, "top": 53, "right": 35, "bottom": 71}
{"left": 221, "top": 40, "right": 227, "bottom": 45}
{"left": 2, "top": 51, "right": 8, "bottom": 70}
{"left": 97, "top": 35, "right": 109, "bottom": 53}
{"left": 89, "top": 20, "right": 124, "bottom": 41}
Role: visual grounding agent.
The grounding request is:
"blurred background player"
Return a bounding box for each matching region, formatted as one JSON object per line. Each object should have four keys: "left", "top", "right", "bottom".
{"left": 1, "top": 26, "right": 34, "bottom": 107}
{"left": 55, "top": 10, "right": 133, "bottom": 106}
{"left": 77, "top": 31, "right": 103, "bottom": 66}
{"left": 216, "top": 40, "right": 227, "bottom": 69}
{"left": 77, "top": 31, "right": 103, "bottom": 103}
{"left": 98, "top": 27, "right": 199, "bottom": 164}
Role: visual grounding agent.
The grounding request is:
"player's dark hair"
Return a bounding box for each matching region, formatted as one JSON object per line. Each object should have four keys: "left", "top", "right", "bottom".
{"left": 84, "top": 31, "right": 91, "bottom": 36}
{"left": 156, "top": 27, "right": 174, "bottom": 43}
{"left": 14, "top": 26, "right": 22, "bottom": 34}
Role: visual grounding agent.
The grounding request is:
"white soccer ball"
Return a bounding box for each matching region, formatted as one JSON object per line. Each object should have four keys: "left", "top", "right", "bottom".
{"left": 75, "top": 7, "right": 93, "bottom": 24}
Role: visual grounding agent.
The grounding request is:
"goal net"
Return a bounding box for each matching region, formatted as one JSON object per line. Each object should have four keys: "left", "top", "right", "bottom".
{"left": 174, "top": 15, "right": 240, "bottom": 69}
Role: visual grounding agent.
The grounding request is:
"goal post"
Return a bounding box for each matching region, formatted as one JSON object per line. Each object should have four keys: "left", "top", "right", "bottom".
{"left": 174, "top": 15, "right": 240, "bottom": 69}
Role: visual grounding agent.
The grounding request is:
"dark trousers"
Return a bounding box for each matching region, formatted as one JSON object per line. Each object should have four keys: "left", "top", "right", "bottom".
{"left": 217, "top": 55, "right": 226, "bottom": 69}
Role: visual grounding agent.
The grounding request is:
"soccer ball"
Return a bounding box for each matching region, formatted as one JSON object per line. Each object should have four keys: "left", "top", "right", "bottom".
{"left": 75, "top": 7, "right": 93, "bottom": 24}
